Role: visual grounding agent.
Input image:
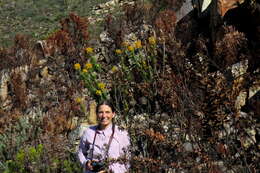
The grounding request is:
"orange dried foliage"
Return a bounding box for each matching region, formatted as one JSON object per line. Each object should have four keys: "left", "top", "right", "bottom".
{"left": 157, "top": 72, "right": 180, "bottom": 109}
{"left": 14, "top": 34, "right": 30, "bottom": 49}
{"left": 44, "top": 13, "right": 89, "bottom": 57}
{"left": 67, "top": 13, "right": 89, "bottom": 41}
{"left": 123, "top": 3, "right": 148, "bottom": 25}
{"left": 0, "top": 48, "right": 11, "bottom": 70}
{"left": 144, "top": 129, "right": 166, "bottom": 142}
{"left": 215, "top": 26, "right": 248, "bottom": 66}
{"left": 154, "top": 9, "right": 176, "bottom": 36}
{"left": 131, "top": 156, "right": 163, "bottom": 171}
{"left": 42, "top": 101, "right": 77, "bottom": 134}
{"left": 132, "top": 156, "right": 160, "bottom": 164}
{"left": 0, "top": 109, "right": 21, "bottom": 134}
{"left": 209, "top": 165, "right": 224, "bottom": 173}
{"left": 43, "top": 115, "right": 68, "bottom": 135}
{"left": 104, "top": 14, "right": 125, "bottom": 48}
{"left": 0, "top": 34, "right": 33, "bottom": 69}
{"left": 218, "top": 0, "right": 245, "bottom": 17}
{"left": 46, "top": 30, "right": 74, "bottom": 56}
{"left": 215, "top": 143, "right": 229, "bottom": 156}
{"left": 10, "top": 72, "right": 28, "bottom": 110}
{"left": 137, "top": 82, "right": 152, "bottom": 97}
{"left": 158, "top": 0, "right": 186, "bottom": 9}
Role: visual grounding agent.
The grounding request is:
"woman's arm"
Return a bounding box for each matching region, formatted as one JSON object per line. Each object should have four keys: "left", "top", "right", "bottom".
{"left": 77, "top": 130, "right": 90, "bottom": 168}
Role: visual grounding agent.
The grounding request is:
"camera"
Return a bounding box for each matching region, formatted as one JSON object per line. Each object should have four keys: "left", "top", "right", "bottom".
{"left": 91, "top": 161, "right": 106, "bottom": 172}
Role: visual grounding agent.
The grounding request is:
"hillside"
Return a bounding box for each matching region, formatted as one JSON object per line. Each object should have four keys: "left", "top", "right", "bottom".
{"left": 0, "top": 0, "right": 259, "bottom": 172}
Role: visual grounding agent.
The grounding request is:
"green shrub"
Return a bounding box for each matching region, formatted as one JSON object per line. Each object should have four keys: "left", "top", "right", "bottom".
{"left": 2, "top": 144, "right": 82, "bottom": 173}
{"left": 0, "top": 0, "right": 109, "bottom": 47}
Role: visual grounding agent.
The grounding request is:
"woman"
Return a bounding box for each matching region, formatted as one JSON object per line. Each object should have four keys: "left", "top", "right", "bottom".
{"left": 77, "top": 101, "right": 130, "bottom": 173}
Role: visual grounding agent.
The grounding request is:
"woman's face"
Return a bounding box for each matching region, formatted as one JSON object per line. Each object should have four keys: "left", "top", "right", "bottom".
{"left": 97, "top": 104, "right": 115, "bottom": 129}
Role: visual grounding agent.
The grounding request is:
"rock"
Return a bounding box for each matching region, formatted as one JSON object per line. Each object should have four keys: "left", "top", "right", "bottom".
{"left": 241, "top": 86, "right": 260, "bottom": 116}
{"left": 230, "top": 59, "right": 248, "bottom": 78}
{"left": 175, "top": 0, "right": 193, "bottom": 23}
{"left": 0, "top": 69, "right": 9, "bottom": 104}
{"left": 249, "top": 83, "right": 260, "bottom": 99}
{"left": 97, "top": 0, "right": 118, "bottom": 9}
{"left": 88, "top": 101, "right": 97, "bottom": 124}
{"left": 100, "top": 31, "right": 114, "bottom": 43}
{"left": 129, "top": 99, "right": 137, "bottom": 106}
{"left": 37, "top": 59, "right": 47, "bottom": 66}
{"left": 123, "top": 33, "right": 138, "bottom": 43}
{"left": 183, "top": 142, "right": 193, "bottom": 152}
{"left": 78, "top": 122, "right": 90, "bottom": 137}
{"left": 235, "top": 90, "right": 247, "bottom": 110}
{"left": 0, "top": 65, "right": 29, "bottom": 109}
{"left": 139, "top": 96, "right": 148, "bottom": 105}
{"left": 138, "top": 24, "right": 154, "bottom": 39}
{"left": 40, "top": 66, "right": 51, "bottom": 79}
{"left": 66, "top": 116, "right": 79, "bottom": 130}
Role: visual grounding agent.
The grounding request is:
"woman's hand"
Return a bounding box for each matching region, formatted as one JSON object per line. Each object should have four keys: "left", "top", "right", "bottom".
{"left": 98, "top": 170, "right": 107, "bottom": 173}
{"left": 86, "top": 160, "right": 93, "bottom": 171}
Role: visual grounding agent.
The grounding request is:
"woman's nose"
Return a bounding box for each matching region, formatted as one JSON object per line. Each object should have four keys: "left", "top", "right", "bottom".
{"left": 99, "top": 112, "right": 106, "bottom": 117}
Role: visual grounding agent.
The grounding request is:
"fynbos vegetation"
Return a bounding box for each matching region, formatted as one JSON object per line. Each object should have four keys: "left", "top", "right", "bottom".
{"left": 0, "top": 0, "right": 259, "bottom": 172}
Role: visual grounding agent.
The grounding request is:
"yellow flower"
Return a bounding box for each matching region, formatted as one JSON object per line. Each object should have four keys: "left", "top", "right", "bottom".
{"left": 85, "top": 47, "right": 94, "bottom": 54}
{"left": 95, "top": 90, "right": 102, "bottom": 96}
{"left": 127, "top": 45, "right": 134, "bottom": 52}
{"left": 85, "top": 63, "right": 93, "bottom": 70}
{"left": 82, "top": 69, "right": 88, "bottom": 73}
{"left": 74, "top": 63, "right": 81, "bottom": 70}
{"left": 97, "top": 83, "right": 105, "bottom": 90}
{"left": 148, "top": 36, "right": 156, "bottom": 45}
{"left": 75, "top": 97, "right": 83, "bottom": 103}
{"left": 111, "top": 66, "right": 118, "bottom": 73}
{"left": 134, "top": 40, "right": 142, "bottom": 49}
{"left": 115, "top": 49, "right": 122, "bottom": 54}
{"left": 142, "top": 60, "right": 147, "bottom": 66}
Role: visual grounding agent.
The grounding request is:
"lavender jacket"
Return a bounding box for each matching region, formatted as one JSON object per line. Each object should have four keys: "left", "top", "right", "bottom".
{"left": 77, "top": 124, "right": 130, "bottom": 173}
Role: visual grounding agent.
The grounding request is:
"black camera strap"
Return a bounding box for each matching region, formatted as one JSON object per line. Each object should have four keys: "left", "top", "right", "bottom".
{"left": 90, "top": 123, "right": 115, "bottom": 160}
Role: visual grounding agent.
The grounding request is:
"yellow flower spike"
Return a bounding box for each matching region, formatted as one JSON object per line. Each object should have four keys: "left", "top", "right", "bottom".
{"left": 82, "top": 69, "right": 88, "bottom": 73}
{"left": 134, "top": 40, "right": 142, "bottom": 49}
{"left": 142, "top": 60, "right": 148, "bottom": 69}
{"left": 148, "top": 36, "right": 156, "bottom": 45}
{"left": 85, "top": 63, "right": 93, "bottom": 70}
{"left": 111, "top": 66, "right": 118, "bottom": 73}
{"left": 95, "top": 90, "right": 102, "bottom": 96}
{"left": 75, "top": 97, "right": 83, "bottom": 103}
{"left": 115, "top": 49, "right": 122, "bottom": 54}
{"left": 85, "top": 47, "right": 94, "bottom": 54}
{"left": 127, "top": 45, "right": 134, "bottom": 52}
{"left": 97, "top": 83, "right": 105, "bottom": 90}
{"left": 74, "top": 63, "right": 81, "bottom": 70}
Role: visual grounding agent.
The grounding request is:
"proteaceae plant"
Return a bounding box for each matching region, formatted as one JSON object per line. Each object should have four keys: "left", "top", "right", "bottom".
{"left": 215, "top": 25, "right": 248, "bottom": 67}
{"left": 0, "top": 0, "right": 259, "bottom": 172}
{"left": 154, "top": 9, "right": 176, "bottom": 37}
{"left": 74, "top": 46, "right": 108, "bottom": 103}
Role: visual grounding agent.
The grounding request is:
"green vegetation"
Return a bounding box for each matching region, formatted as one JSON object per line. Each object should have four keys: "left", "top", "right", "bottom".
{"left": 0, "top": 115, "right": 81, "bottom": 173}
{"left": 0, "top": 0, "right": 108, "bottom": 47}
{"left": 0, "top": 0, "right": 259, "bottom": 172}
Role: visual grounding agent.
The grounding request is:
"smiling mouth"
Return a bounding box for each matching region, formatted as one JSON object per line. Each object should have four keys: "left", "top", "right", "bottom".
{"left": 100, "top": 118, "right": 109, "bottom": 122}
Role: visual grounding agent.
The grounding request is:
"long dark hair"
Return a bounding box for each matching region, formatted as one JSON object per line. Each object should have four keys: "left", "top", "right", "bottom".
{"left": 96, "top": 100, "right": 116, "bottom": 113}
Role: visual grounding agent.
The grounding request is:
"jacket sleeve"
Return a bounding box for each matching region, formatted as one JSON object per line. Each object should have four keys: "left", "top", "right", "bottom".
{"left": 77, "top": 130, "right": 90, "bottom": 167}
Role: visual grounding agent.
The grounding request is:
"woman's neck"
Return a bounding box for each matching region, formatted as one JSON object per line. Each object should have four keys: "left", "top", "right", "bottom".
{"left": 98, "top": 123, "right": 112, "bottom": 130}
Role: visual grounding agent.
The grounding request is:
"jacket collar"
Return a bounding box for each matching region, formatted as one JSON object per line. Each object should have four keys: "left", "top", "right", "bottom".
{"left": 96, "top": 123, "right": 114, "bottom": 137}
